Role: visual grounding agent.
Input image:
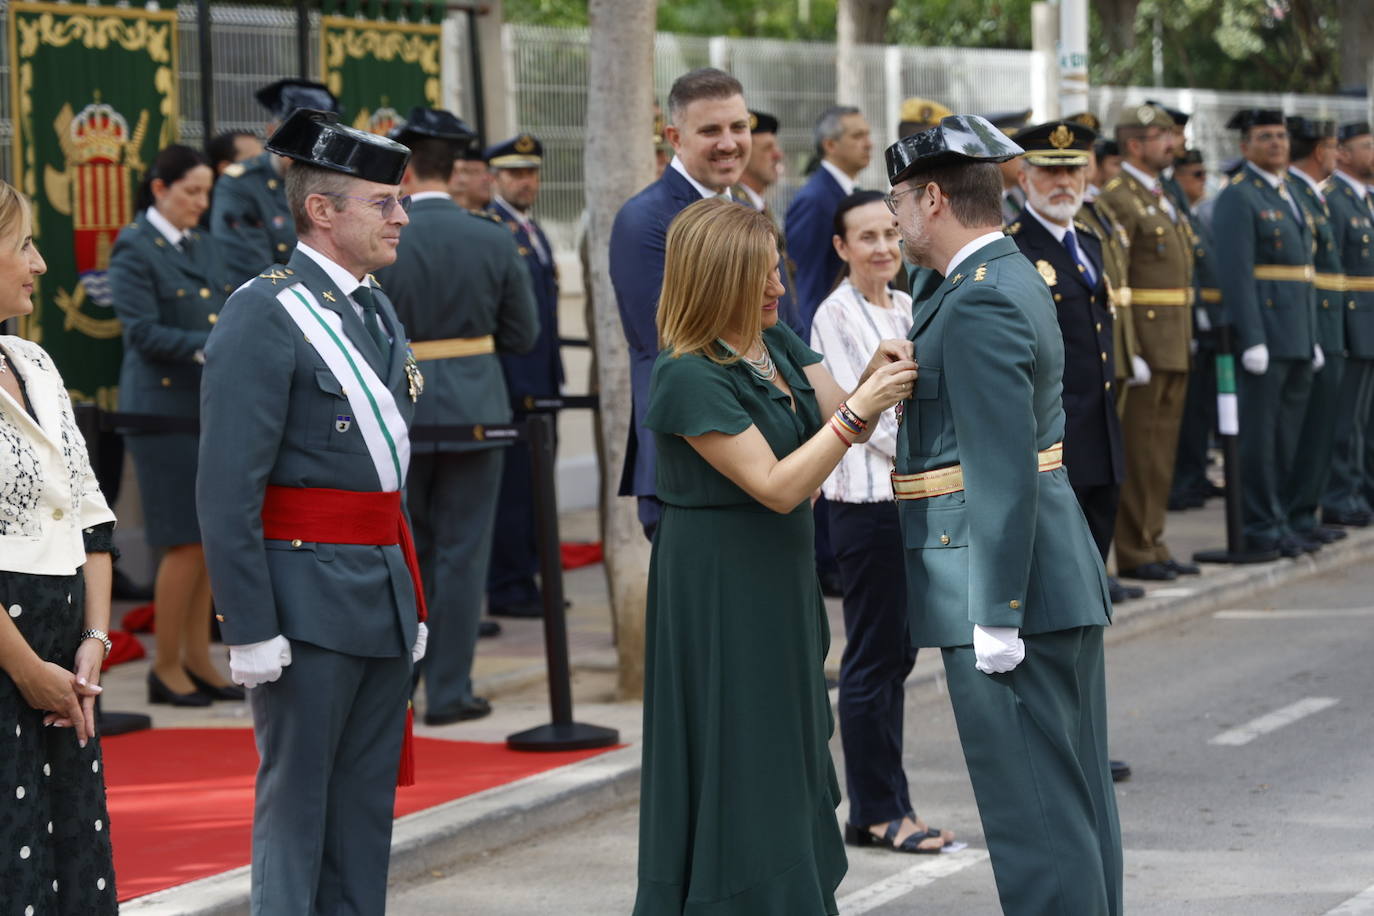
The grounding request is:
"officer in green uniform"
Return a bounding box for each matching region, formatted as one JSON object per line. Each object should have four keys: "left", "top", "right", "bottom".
{"left": 1213, "top": 109, "right": 1322, "bottom": 557}
{"left": 886, "top": 116, "right": 1122, "bottom": 916}
{"left": 1285, "top": 117, "right": 1348, "bottom": 546}
{"left": 210, "top": 79, "right": 340, "bottom": 284}
{"left": 1322, "top": 121, "right": 1374, "bottom": 527}
{"left": 377, "top": 107, "right": 540, "bottom": 724}
{"left": 1099, "top": 103, "right": 1198, "bottom": 581}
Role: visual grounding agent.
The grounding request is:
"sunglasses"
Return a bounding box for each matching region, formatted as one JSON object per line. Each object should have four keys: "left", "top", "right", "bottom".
{"left": 320, "top": 192, "right": 412, "bottom": 217}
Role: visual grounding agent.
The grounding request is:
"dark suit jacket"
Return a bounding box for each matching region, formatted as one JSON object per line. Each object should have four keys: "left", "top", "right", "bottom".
{"left": 488, "top": 198, "right": 563, "bottom": 401}
{"left": 784, "top": 166, "right": 847, "bottom": 341}
{"left": 1009, "top": 209, "right": 1124, "bottom": 488}
{"left": 610, "top": 167, "right": 705, "bottom": 498}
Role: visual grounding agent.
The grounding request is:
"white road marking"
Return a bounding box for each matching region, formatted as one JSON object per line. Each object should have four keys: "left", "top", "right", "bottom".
{"left": 1215, "top": 608, "right": 1374, "bottom": 620}
{"left": 1147, "top": 586, "right": 1198, "bottom": 598}
{"left": 1209, "top": 697, "right": 1340, "bottom": 746}
{"left": 838, "top": 849, "right": 990, "bottom": 914}
{"left": 1324, "top": 882, "right": 1374, "bottom": 914}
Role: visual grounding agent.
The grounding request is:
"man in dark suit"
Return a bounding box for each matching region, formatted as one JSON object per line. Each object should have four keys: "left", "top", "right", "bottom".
{"left": 485, "top": 133, "right": 564, "bottom": 616}
{"left": 737, "top": 110, "right": 800, "bottom": 330}
{"left": 380, "top": 108, "right": 540, "bottom": 723}
{"left": 610, "top": 67, "right": 752, "bottom": 539}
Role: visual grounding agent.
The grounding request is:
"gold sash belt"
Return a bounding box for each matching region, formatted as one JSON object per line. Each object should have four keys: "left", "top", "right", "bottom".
{"left": 1315, "top": 273, "right": 1347, "bottom": 292}
{"left": 409, "top": 335, "right": 496, "bottom": 361}
{"left": 1345, "top": 276, "right": 1374, "bottom": 292}
{"left": 1130, "top": 287, "right": 1192, "bottom": 306}
{"left": 1199, "top": 288, "right": 1222, "bottom": 303}
{"left": 892, "top": 442, "right": 1064, "bottom": 501}
{"left": 1253, "top": 264, "right": 1315, "bottom": 283}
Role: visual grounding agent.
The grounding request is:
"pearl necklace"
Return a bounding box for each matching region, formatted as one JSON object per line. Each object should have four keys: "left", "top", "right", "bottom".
{"left": 717, "top": 338, "right": 776, "bottom": 381}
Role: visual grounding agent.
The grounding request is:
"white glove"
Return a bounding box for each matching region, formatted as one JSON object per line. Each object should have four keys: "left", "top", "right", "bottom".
{"left": 411, "top": 621, "right": 428, "bottom": 663}
{"left": 228, "top": 635, "right": 292, "bottom": 689}
{"left": 1195, "top": 308, "right": 1212, "bottom": 332}
{"left": 1242, "top": 343, "right": 1270, "bottom": 375}
{"left": 1129, "top": 355, "right": 1152, "bottom": 387}
{"left": 1313, "top": 343, "right": 1326, "bottom": 372}
{"left": 973, "top": 624, "right": 1025, "bottom": 675}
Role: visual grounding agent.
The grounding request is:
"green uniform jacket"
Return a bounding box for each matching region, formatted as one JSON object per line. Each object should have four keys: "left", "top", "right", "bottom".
{"left": 1190, "top": 204, "right": 1223, "bottom": 330}
{"left": 374, "top": 197, "right": 539, "bottom": 453}
{"left": 897, "top": 237, "right": 1111, "bottom": 648}
{"left": 1213, "top": 163, "right": 1317, "bottom": 357}
{"left": 1098, "top": 170, "right": 1194, "bottom": 373}
{"left": 1289, "top": 170, "right": 1346, "bottom": 354}
{"left": 1325, "top": 172, "right": 1374, "bottom": 359}
{"left": 209, "top": 152, "right": 296, "bottom": 285}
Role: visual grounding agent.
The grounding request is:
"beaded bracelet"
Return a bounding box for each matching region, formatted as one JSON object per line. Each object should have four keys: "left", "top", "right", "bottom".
{"left": 836, "top": 401, "right": 869, "bottom": 434}
{"left": 828, "top": 417, "right": 854, "bottom": 447}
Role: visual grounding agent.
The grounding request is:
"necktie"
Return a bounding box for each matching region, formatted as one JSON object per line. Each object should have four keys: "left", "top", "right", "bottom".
{"left": 1277, "top": 181, "right": 1302, "bottom": 223}
{"left": 1063, "top": 230, "right": 1096, "bottom": 286}
{"left": 352, "top": 285, "right": 390, "bottom": 364}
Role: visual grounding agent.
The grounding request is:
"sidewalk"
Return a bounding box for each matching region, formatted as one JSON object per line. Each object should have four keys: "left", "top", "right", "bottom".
{"left": 117, "top": 497, "right": 1374, "bottom": 914}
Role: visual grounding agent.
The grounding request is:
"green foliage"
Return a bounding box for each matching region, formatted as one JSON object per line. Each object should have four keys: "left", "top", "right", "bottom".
{"left": 888, "top": 0, "right": 1033, "bottom": 49}
{"left": 502, "top": 0, "right": 589, "bottom": 28}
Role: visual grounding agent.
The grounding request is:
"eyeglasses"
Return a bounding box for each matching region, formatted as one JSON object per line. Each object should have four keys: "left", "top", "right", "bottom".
{"left": 320, "top": 192, "right": 412, "bottom": 217}
{"left": 884, "top": 183, "right": 929, "bottom": 215}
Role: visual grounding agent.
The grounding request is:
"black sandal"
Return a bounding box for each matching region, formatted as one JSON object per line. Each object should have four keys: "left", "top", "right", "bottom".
{"left": 844, "top": 820, "right": 945, "bottom": 854}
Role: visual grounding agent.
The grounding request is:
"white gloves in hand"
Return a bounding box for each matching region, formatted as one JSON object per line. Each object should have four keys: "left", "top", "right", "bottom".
{"left": 1314, "top": 343, "right": 1326, "bottom": 372}
{"left": 411, "top": 622, "right": 428, "bottom": 663}
{"left": 1242, "top": 343, "right": 1270, "bottom": 375}
{"left": 228, "top": 635, "right": 292, "bottom": 689}
{"left": 1129, "top": 355, "right": 1152, "bottom": 387}
{"left": 973, "top": 625, "right": 1025, "bottom": 675}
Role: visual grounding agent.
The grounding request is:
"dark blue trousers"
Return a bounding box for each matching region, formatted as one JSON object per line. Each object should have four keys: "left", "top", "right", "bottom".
{"left": 487, "top": 438, "right": 540, "bottom": 608}
{"left": 830, "top": 499, "right": 918, "bottom": 828}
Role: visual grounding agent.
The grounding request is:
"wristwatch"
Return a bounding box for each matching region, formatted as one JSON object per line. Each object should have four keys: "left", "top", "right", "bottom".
{"left": 80, "top": 628, "right": 112, "bottom": 656}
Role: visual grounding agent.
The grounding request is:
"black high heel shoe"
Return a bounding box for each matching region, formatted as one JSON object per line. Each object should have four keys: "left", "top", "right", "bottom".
{"left": 147, "top": 671, "right": 212, "bottom": 707}
{"left": 186, "top": 669, "right": 246, "bottom": 702}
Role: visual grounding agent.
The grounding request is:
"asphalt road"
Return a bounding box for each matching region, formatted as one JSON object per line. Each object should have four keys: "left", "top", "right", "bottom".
{"left": 388, "top": 566, "right": 1374, "bottom": 915}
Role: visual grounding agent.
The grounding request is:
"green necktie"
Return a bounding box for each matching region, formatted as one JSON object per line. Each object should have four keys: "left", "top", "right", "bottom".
{"left": 352, "top": 285, "right": 390, "bottom": 364}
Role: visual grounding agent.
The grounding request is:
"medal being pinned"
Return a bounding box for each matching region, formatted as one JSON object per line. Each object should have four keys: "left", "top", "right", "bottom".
{"left": 405, "top": 347, "right": 424, "bottom": 403}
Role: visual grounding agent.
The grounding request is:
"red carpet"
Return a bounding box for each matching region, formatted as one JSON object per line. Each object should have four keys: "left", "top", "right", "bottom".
{"left": 101, "top": 728, "right": 618, "bottom": 901}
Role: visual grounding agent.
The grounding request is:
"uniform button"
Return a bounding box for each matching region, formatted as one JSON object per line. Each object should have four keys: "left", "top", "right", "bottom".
{"left": 1054, "top": 293, "right": 1062, "bottom": 302}
{"left": 1155, "top": 226, "right": 1165, "bottom": 236}
{"left": 1095, "top": 322, "right": 1102, "bottom": 332}
{"left": 1105, "top": 381, "right": 1112, "bottom": 390}
{"left": 1101, "top": 351, "right": 1108, "bottom": 362}
{"left": 200, "top": 287, "right": 211, "bottom": 298}
{"left": 208, "top": 313, "right": 218, "bottom": 324}
{"left": 1009, "top": 599, "right": 1021, "bottom": 609}
{"left": 268, "top": 179, "right": 278, "bottom": 189}
{"left": 161, "top": 377, "right": 171, "bottom": 387}
{"left": 1322, "top": 300, "right": 1329, "bottom": 309}
{"left": 277, "top": 243, "right": 288, "bottom": 252}
{"left": 215, "top": 614, "right": 225, "bottom": 622}
{"left": 176, "top": 288, "right": 185, "bottom": 297}
{"left": 1351, "top": 301, "right": 1358, "bottom": 310}
{"left": 1265, "top": 299, "right": 1274, "bottom": 308}
{"left": 939, "top": 534, "right": 951, "bottom": 545}
{"left": 52, "top": 509, "right": 63, "bottom": 521}
{"left": 290, "top": 539, "right": 302, "bottom": 548}
{"left": 1146, "top": 309, "right": 1156, "bottom": 319}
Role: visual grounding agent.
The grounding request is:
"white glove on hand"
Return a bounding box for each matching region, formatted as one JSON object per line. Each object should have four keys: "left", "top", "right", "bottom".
{"left": 411, "top": 622, "right": 428, "bottom": 663}
{"left": 1196, "top": 308, "right": 1212, "bottom": 332}
{"left": 1129, "top": 355, "right": 1152, "bottom": 387}
{"left": 973, "top": 625, "right": 1025, "bottom": 675}
{"left": 1242, "top": 343, "right": 1270, "bottom": 375}
{"left": 228, "top": 635, "right": 292, "bottom": 689}
{"left": 1314, "top": 343, "right": 1326, "bottom": 372}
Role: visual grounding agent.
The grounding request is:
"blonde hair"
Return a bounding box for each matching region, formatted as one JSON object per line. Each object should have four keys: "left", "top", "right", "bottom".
{"left": 0, "top": 180, "right": 29, "bottom": 249}
{"left": 657, "top": 197, "right": 779, "bottom": 364}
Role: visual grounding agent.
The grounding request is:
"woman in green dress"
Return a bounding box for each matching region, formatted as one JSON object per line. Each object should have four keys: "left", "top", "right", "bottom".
{"left": 634, "top": 197, "right": 918, "bottom": 915}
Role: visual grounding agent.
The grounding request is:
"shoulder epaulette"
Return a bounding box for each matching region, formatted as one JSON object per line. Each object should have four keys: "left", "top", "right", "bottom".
{"left": 1230, "top": 172, "right": 1245, "bottom": 185}
{"left": 222, "top": 163, "right": 246, "bottom": 178}
{"left": 1005, "top": 221, "right": 1021, "bottom": 235}
{"left": 468, "top": 208, "right": 501, "bottom": 223}
{"left": 256, "top": 268, "right": 293, "bottom": 284}
{"left": 972, "top": 263, "right": 990, "bottom": 283}
{"left": 1103, "top": 176, "right": 1123, "bottom": 192}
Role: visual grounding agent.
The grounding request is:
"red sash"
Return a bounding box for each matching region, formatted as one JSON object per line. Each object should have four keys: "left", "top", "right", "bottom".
{"left": 260, "top": 485, "right": 426, "bottom": 786}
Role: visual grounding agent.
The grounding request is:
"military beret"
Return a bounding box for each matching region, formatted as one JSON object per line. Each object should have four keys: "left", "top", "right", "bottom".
{"left": 1065, "top": 111, "right": 1101, "bottom": 132}
{"left": 1175, "top": 148, "right": 1204, "bottom": 167}
{"left": 1015, "top": 119, "right": 1096, "bottom": 167}
{"left": 1117, "top": 103, "right": 1175, "bottom": 130}
{"left": 1285, "top": 116, "right": 1336, "bottom": 141}
{"left": 1339, "top": 122, "right": 1372, "bottom": 142}
{"left": 1225, "top": 108, "right": 1284, "bottom": 132}
{"left": 749, "top": 110, "right": 779, "bottom": 134}
{"left": 266, "top": 109, "right": 410, "bottom": 185}
{"left": 255, "top": 79, "right": 341, "bottom": 120}
{"left": 486, "top": 134, "right": 543, "bottom": 169}
{"left": 899, "top": 97, "right": 954, "bottom": 129}
{"left": 886, "top": 115, "right": 1025, "bottom": 186}
{"left": 1144, "top": 100, "right": 1189, "bottom": 126}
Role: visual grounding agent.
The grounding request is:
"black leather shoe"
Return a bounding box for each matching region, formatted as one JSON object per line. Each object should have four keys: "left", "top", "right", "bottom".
{"left": 1167, "top": 493, "right": 1205, "bottom": 511}
{"left": 1107, "top": 578, "right": 1143, "bottom": 603}
{"left": 1294, "top": 534, "right": 1324, "bottom": 553}
{"left": 1164, "top": 558, "right": 1200, "bottom": 576}
{"left": 147, "top": 671, "right": 213, "bottom": 707}
{"left": 1317, "top": 525, "right": 1348, "bottom": 541}
{"left": 112, "top": 568, "right": 153, "bottom": 602}
{"left": 1266, "top": 536, "right": 1303, "bottom": 558}
{"left": 478, "top": 620, "right": 502, "bottom": 638}
{"left": 1300, "top": 526, "right": 1342, "bottom": 544}
{"left": 1323, "top": 509, "right": 1371, "bottom": 527}
{"left": 489, "top": 600, "right": 543, "bottom": 619}
{"left": 1118, "top": 563, "right": 1177, "bottom": 581}
{"left": 186, "top": 669, "right": 245, "bottom": 702}
{"left": 424, "top": 697, "right": 492, "bottom": 725}
{"left": 1110, "top": 759, "right": 1131, "bottom": 782}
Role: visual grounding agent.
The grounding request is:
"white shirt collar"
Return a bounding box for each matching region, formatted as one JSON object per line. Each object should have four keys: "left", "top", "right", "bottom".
{"left": 493, "top": 195, "right": 533, "bottom": 224}
{"left": 1248, "top": 162, "right": 1285, "bottom": 189}
{"left": 821, "top": 159, "right": 857, "bottom": 196}
{"left": 945, "top": 231, "right": 1006, "bottom": 278}
{"left": 1334, "top": 170, "right": 1368, "bottom": 196}
{"left": 669, "top": 156, "right": 719, "bottom": 199}
{"left": 296, "top": 240, "right": 368, "bottom": 297}
{"left": 1026, "top": 203, "right": 1071, "bottom": 243}
{"left": 409, "top": 190, "right": 451, "bottom": 203}
{"left": 738, "top": 183, "right": 766, "bottom": 211}
{"left": 1120, "top": 160, "right": 1160, "bottom": 193}
{"left": 1287, "top": 166, "right": 1324, "bottom": 195}
{"left": 144, "top": 206, "right": 186, "bottom": 248}
{"left": 1085, "top": 183, "right": 1101, "bottom": 201}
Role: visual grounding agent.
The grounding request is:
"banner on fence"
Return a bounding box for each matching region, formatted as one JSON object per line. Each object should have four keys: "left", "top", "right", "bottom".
{"left": 321, "top": 16, "right": 442, "bottom": 137}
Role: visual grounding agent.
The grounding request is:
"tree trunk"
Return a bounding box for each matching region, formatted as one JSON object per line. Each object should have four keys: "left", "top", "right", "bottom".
{"left": 1094, "top": 0, "right": 1140, "bottom": 56}
{"left": 836, "top": 0, "right": 893, "bottom": 104}
{"left": 586, "top": 0, "right": 656, "bottom": 699}
{"left": 1337, "top": 0, "right": 1374, "bottom": 91}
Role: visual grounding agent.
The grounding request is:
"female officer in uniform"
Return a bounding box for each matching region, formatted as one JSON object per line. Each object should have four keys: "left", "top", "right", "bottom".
{"left": 109, "top": 144, "right": 241, "bottom": 706}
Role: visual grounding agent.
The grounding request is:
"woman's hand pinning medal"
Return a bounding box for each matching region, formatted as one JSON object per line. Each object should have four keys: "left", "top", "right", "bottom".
{"left": 851, "top": 338, "right": 917, "bottom": 420}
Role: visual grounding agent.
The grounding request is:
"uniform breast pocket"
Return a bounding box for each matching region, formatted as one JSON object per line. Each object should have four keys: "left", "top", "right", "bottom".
{"left": 911, "top": 366, "right": 944, "bottom": 457}
{"left": 307, "top": 368, "right": 369, "bottom": 454}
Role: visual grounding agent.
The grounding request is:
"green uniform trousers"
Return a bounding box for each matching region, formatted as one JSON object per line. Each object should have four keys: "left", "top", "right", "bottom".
{"left": 1238, "top": 358, "right": 1313, "bottom": 544}
{"left": 1172, "top": 344, "right": 1219, "bottom": 500}
{"left": 1324, "top": 357, "right": 1374, "bottom": 516}
{"left": 1115, "top": 369, "right": 1189, "bottom": 569}
{"left": 1288, "top": 354, "right": 1345, "bottom": 533}
{"left": 942, "top": 625, "right": 1122, "bottom": 916}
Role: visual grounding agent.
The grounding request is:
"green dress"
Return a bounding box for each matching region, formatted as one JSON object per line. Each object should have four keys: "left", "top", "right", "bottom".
{"left": 634, "top": 323, "right": 847, "bottom": 916}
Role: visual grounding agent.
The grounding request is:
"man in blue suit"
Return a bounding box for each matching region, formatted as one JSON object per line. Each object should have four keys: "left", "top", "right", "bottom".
{"left": 610, "top": 68, "right": 752, "bottom": 539}
{"left": 486, "top": 133, "right": 563, "bottom": 617}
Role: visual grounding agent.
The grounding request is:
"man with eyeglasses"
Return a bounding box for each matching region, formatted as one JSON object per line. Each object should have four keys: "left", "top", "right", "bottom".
{"left": 197, "top": 109, "right": 426, "bottom": 915}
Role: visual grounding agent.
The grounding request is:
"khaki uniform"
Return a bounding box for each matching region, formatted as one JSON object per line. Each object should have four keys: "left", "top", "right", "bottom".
{"left": 1098, "top": 169, "right": 1194, "bottom": 571}
{"left": 1079, "top": 196, "right": 1141, "bottom": 410}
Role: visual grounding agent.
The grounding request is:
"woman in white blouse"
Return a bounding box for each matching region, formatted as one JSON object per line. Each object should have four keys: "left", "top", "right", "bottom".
{"left": 0, "top": 179, "right": 119, "bottom": 910}
{"left": 810, "top": 190, "right": 956, "bottom": 854}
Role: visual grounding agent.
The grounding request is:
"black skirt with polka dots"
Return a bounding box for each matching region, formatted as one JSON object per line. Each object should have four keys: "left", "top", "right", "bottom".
{"left": 0, "top": 524, "right": 118, "bottom": 915}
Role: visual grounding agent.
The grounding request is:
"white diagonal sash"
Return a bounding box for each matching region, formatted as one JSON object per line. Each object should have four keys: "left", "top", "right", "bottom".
{"left": 277, "top": 285, "right": 409, "bottom": 490}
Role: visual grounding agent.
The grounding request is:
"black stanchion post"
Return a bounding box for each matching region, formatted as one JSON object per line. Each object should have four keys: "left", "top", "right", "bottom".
{"left": 507, "top": 413, "right": 619, "bottom": 752}
{"left": 74, "top": 404, "right": 153, "bottom": 736}
{"left": 1193, "top": 326, "right": 1280, "bottom": 565}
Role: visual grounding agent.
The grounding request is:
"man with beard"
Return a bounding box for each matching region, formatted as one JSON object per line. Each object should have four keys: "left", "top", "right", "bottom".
{"left": 886, "top": 115, "right": 1122, "bottom": 916}
{"left": 1099, "top": 103, "right": 1198, "bottom": 582}
{"left": 611, "top": 68, "right": 752, "bottom": 539}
